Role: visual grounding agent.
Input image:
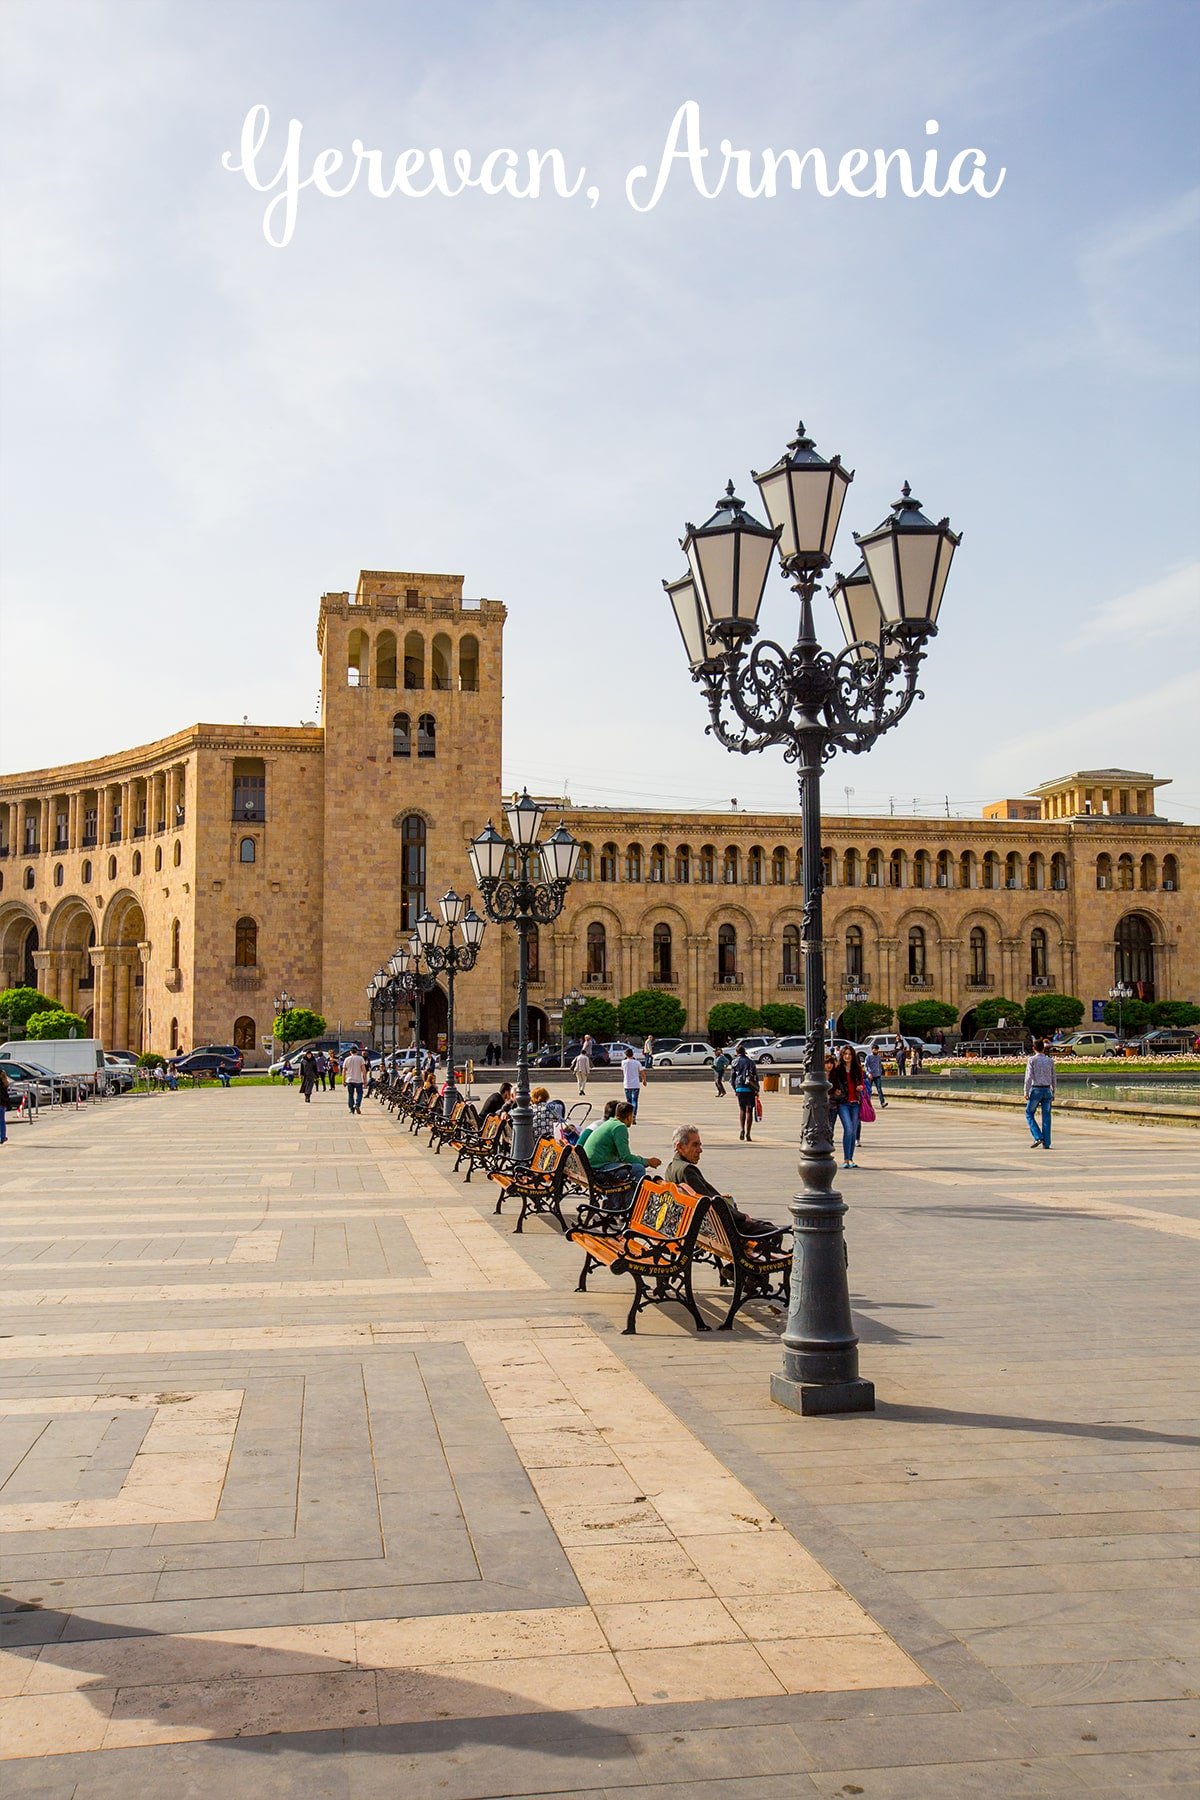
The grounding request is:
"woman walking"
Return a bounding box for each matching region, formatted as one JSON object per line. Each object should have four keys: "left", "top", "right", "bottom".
{"left": 829, "top": 1045, "right": 865, "bottom": 1169}
{"left": 730, "top": 1042, "right": 760, "bottom": 1142}
{"left": 298, "top": 1050, "right": 317, "bottom": 1103}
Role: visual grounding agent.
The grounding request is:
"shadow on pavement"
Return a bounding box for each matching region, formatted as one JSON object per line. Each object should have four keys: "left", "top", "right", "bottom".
{"left": 874, "top": 1404, "right": 1200, "bottom": 1448}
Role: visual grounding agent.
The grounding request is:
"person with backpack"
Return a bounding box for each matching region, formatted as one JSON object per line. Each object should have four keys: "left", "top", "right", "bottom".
{"left": 712, "top": 1048, "right": 731, "bottom": 1097}
{"left": 729, "top": 1043, "right": 759, "bottom": 1141}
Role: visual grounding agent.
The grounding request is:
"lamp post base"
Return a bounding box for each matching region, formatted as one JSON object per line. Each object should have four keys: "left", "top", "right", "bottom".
{"left": 771, "top": 1372, "right": 876, "bottom": 1416}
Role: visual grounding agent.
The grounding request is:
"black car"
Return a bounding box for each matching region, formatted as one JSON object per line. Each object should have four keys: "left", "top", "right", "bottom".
{"left": 563, "top": 1040, "right": 612, "bottom": 1067}
{"left": 175, "top": 1047, "right": 244, "bottom": 1076}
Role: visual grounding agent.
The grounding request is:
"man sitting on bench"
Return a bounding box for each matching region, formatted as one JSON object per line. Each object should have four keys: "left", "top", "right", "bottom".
{"left": 665, "top": 1125, "right": 781, "bottom": 1236}
{"left": 478, "top": 1081, "right": 514, "bottom": 1124}
{"left": 579, "top": 1100, "right": 661, "bottom": 1202}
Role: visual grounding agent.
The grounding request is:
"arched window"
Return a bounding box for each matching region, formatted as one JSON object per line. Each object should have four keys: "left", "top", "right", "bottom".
{"left": 649, "top": 844, "right": 666, "bottom": 883}
{"left": 173, "top": 840, "right": 182, "bottom": 867}
{"left": 794, "top": 849, "right": 804, "bottom": 885}
{"left": 171, "top": 919, "right": 181, "bottom": 967}
{"left": 586, "top": 921, "right": 607, "bottom": 979}
{"left": 717, "top": 923, "right": 738, "bottom": 981}
{"left": 1027, "top": 853, "right": 1045, "bottom": 890}
{"left": 132, "top": 851, "right": 142, "bottom": 875}
{"left": 600, "top": 842, "right": 617, "bottom": 882}
{"left": 1051, "top": 852, "right": 1068, "bottom": 889}
{"left": 108, "top": 855, "right": 117, "bottom": 880}
{"left": 1096, "top": 852, "right": 1113, "bottom": 889}
{"left": 233, "top": 758, "right": 266, "bottom": 823}
{"left": 234, "top": 1015, "right": 256, "bottom": 1053}
{"left": 936, "top": 850, "right": 952, "bottom": 888}
{"left": 822, "top": 847, "right": 836, "bottom": 887}
{"left": 969, "top": 926, "right": 988, "bottom": 983}
{"left": 675, "top": 845, "right": 692, "bottom": 884}
{"left": 866, "top": 849, "right": 883, "bottom": 887}
{"left": 400, "top": 815, "right": 426, "bottom": 930}
{"left": 24, "top": 866, "right": 34, "bottom": 889}
{"left": 889, "top": 849, "right": 906, "bottom": 888}
{"left": 347, "top": 627, "right": 369, "bottom": 686}
{"left": 908, "top": 926, "right": 926, "bottom": 979}
{"left": 913, "top": 851, "right": 931, "bottom": 889}
{"left": 240, "top": 837, "right": 256, "bottom": 863}
{"left": 53, "top": 863, "right": 64, "bottom": 887}
{"left": 1030, "top": 928, "right": 1048, "bottom": 980}
{"left": 699, "top": 845, "right": 715, "bottom": 884}
{"left": 1117, "top": 854, "right": 1135, "bottom": 891}
{"left": 417, "top": 714, "right": 436, "bottom": 759}
{"left": 771, "top": 847, "right": 788, "bottom": 885}
{"left": 431, "top": 634, "right": 452, "bottom": 692}
{"left": 82, "top": 859, "right": 92, "bottom": 884}
{"left": 170, "top": 1016, "right": 179, "bottom": 1051}
{"left": 459, "top": 634, "right": 479, "bottom": 691}
{"left": 392, "top": 712, "right": 411, "bottom": 758}
{"left": 403, "top": 631, "right": 424, "bottom": 689}
{"left": 526, "top": 923, "right": 541, "bottom": 981}
{"left": 1163, "top": 854, "right": 1179, "bottom": 890}
{"left": 652, "top": 922, "right": 672, "bottom": 982}
{"left": 375, "top": 631, "right": 398, "bottom": 690}
{"left": 1139, "top": 854, "right": 1157, "bottom": 891}
{"left": 235, "top": 916, "right": 258, "bottom": 967}
{"left": 748, "top": 846, "right": 764, "bottom": 885}
{"left": 576, "top": 842, "right": 593, "bottom": 881}
{"left": 625, "top": 843, "right": 643, "bottom": 882}
{"left": 1114, "top": 912, "right": 1155, "bottom": 996}
{"left": 722, "top": 846, "right": 740, "bottom": 884}
{"left": 982, "top": 851, "right": 1001, "bottom": 890}
{"left": 782, "top": 924, "right": 801, "bottom": 983}
{"left": 960, "top": 851, "right": 976, "bottom": 889}
{"left": 845, "top": 925, "right": 864, "bottom": 980}
{"left": 154, "top": 846, "right": 162, "bottom": 872}
{"left": 1005, "top": 851, "right": 1022, "bottom": 888}
{"left": 843, "top": 848, "right": 861, "bottom": 887}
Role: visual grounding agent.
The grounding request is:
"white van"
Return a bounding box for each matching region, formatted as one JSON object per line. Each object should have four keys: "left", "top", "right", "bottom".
{"left": 0, "top": 1037, "right": 106, "bottom": 1079}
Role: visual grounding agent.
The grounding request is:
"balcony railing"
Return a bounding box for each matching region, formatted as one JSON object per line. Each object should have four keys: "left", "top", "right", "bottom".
{"left": 841, "top": 973, "right": 869, "bottom": 990}
{"left": 81, "top": 834, "right": 97, "bottom": 848}
{"left": 233, "top": 810, "right": 266, "bottom": 824}
{"left": 133, "top": 824, "right": 146, "bottom": 839}
{"left": 54, "top": 837, "right": 69, "bottom": 851}
{"left": 109, "top": 829, "right": 122, "bottom": 843}
{"left": 905, "top": 974, "right": 934, "bottom": 988}
{"left": 1026, "top": 974, "right": 1056, "bottom": 990}
{"left": 23, "top": 840, "right": 40, "bottom": 856}
{"left": 648, "top": 973, "right": 678, "bottom": 986}
{"left": 965, "top": 974, "right": 995, "bottom": 990}
{"left": 715, "top": 973, "right": 743, "bottom": 987}
{"left": 583, "top": 971, "right": 610, "bottom": 986}
{"left": 511, "top": 974, "right": 546, "bottom": 988}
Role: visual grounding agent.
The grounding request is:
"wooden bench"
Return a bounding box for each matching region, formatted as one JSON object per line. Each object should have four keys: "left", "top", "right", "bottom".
{"left": 566, "top": 1178, "right": 714, "bottom": 1335}
{"left": 453, "top": 1110, "right": 509, "bottom": 1182}
{"left": 692, "top": 1197, "right": 793, "bottom": 1331}
{"left": 428, "top": 1098, "right": 474, "bottom": 1154}
{"left": 488, "top": 1136, "right": 594, "bottom": 1234}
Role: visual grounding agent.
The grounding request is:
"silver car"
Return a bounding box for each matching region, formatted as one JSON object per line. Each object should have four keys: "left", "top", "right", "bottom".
{"left": 652, "top": 1040, "right": 717, "bottom": 1067}
{"left": 749, "top": 1037, "right": 808, "bottom": 1066}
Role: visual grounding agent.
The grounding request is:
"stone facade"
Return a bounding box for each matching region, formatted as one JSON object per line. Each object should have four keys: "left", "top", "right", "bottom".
{"left": 1, "top": 574, "right": 1196, "bottom": 1057}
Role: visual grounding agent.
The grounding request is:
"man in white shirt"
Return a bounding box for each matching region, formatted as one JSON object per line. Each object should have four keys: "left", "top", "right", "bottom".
{"left": 620, "top": 1050, "right": 644, "bottom": 1116}
{"left": 341, "top": 1046, "right": 368, "bottom": 1115}
{"left": 572, "top": 1048, "right": 591, "bottom": 1094}
{"left": 1023, "top": 1038, "right": 1056, "bottom": 1148}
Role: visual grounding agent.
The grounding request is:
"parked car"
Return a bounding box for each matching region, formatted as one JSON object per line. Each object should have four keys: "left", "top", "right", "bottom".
{"left": 652, "top": 1040, "right": 717, "bottom": 1067}
{"left": 642, "top": 1037, "right": 683, "bottom": 1061}
{"left": 734, "top": 1036, "right": 778, "bottom": 1056}
{"left": 748, "top": 1036, "right": 808, "bottom": 1066}
{"left": 1055, "top": 1030, "right": 1119, "bottom": 1057}
{"left": 1120, "top": 1028, "right": 1196, "bottom": 1057}
{"left": 0, "top": 1057, "right": 59, "bottom": 1105}
{"left": 175, "top": 1047, "right": 245, "bottom": 1077}
{"left": 103, "top": 1055, "right": 136, "bottom": 1092}
{"left": 862, "top": 1033, "right": 942, "bottom": 1060}
{"left": 561, "top": 1041, "right": 611, "bottom": 1067}
{"left": 603, "top": 1042, "right": 647, "bottom": 1067}
{"left": 104, "top": 1048, "right": 140, "bottom": 1067}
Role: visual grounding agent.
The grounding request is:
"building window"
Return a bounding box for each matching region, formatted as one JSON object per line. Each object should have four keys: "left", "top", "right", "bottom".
{"left": 1027, "top": 853, "right": 1045, "bottom": 890}
{"left": 843, "top": 848, "right": 861, "bottom": 887}
{"left": 240, "top": 837, "right": 256, "bottom": 863}
{"left": 171, "top": 919, "right": 181, "bottom": 966}
{"left": 845, "top": 925, "right": 863, "bottom": 980}
{"left": 1139, "top": 854, "right": 1157, "bottom": 891}
{"left": 1163, "top": 854, "right": 1179, "bottom": 890}
{"left": 400, "top": 814, "right": 426, "bottom": 930}
{"left": 717, "top": 923, "right": 737, "bottom": 981}
{"left": 913, "top": 851, "right": 931, "bottom": 889}
{"left": 347, "top": 627, "right": 369, "bottom": 686}
{"left": 392, "top": 712, "right": 411, "bottom": 758}
{"left": 970, "top": 926, "right": 988, "bottom": 983}
{"left": 1030, "top": 928, "right": 1048, "bottom": 980}
{"left": 652, "top": 922, "right": 672, "bottom": 982}
{"left": 403, "top": 631, "right": 424, "bottom": 689}
{"left": 23, "top": 815, "right": 38, "bottom": 853}
{"left": 232, "top": 759, "right": 266, "bottom": 823}
{"left": 782, "top": 924, "right": 801, "bottom": 983}
{"left": 235, "top": 916, "right": 258, "bottom": 967}
{"left": 170, "top": 1016, "right": 179, "bottom": 1051}
{"left": 108, "top": 855, "right": 117, "bottom": 880}
{"left": 81, "top": 860, "right": 92, "bottom": 884}
{"left": 960, "top": 851, "right": 977, "bottom": 889}
{"left": 1114, "top": 912, "right": 1155, "bottom": 996}
{"left": 459, "top": 634, "right": 479, "bottom": 691}
{"left": 417, "top": 713, "right": 436, "bottom": 759}
{"left": 1117, "top": 854, "right": 1135, "bottom": 891}
{"left": 83, "top": 803, "right": 98, "bottom": 846}
{"left": 431, "top": 634, "right": 452, "bottom": 691}
{"left": 908, "top": 926, "right": 926, "bottom": 979}
{"left": 55, "top": 808, "right": 68, "bottom": 849}
{"left": 771, "top": 847, "right": 788, "bottom": 885}
{"left": 1051, "top": 853, "right": 1068, "bottom": 889}
{"left": 53, "top": 863, "right": 64, "bottom": 887}
{"left": 889, "top": 850, "right": 906, "bottom": 887}
{"left": 375, "top": 630, "right": 398, "bottom": 689}
{"left": 154, "top": 846, "right": 163, "bottom": 871}
{"left": 132, "top": 852, "right": 141, "bottom": 875}
{"left": 586, "top": 920, "right": 606, "bottom": 979}
{"left": 936, "top": 850, "right": 952, "bottom": 888}
{"left": 526, "top": 923, "right": 541, "bottom": 981}
{"left": 748, "top": 846, "right": 764, "bottom": 885}
{"left": 982, "top": 851, "right": 1001, "bottom": 890}
{"left": 599, "top": 843, "right": 617, "bottom": 882}
{"left": 234, "top": 1015, "right": 256, "bottom": 1053}
{"left": 675, "top": 845, "right": 692, "bottom": 884}
{"left": 866, "top": 849, "right": 883, "bottom": 887}
{"left": 1005, "top": 851, "right": 1022, "bottom": 887}
{"left": 822, "top": 847, "right": 836, "bottom": 887}
{"left": 576, "top": 842, "right": 593, "bottom": 880}
{"left": 722, "top": 846, "right": 739, "bottom": 885}
{"left": 650, "top": 844, "right": 666, "bottom": 882}
{"left": 626, "top": 844, "right": 643, "bottom": 882}
{"left": 173, "top": 840, "right": 182, "bottom": 867}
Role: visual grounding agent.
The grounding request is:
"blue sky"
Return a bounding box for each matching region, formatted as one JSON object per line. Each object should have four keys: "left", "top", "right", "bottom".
{"left": 2, "top": 0, "right": 1197, "bottom": 820}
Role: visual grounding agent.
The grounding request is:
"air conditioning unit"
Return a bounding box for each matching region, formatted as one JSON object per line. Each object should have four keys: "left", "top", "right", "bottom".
{"left": 1031, "top": 976, "right": 1050, "bottom": 989}
{"left": 720, "top": 974, "right": 738, "bottom": 985}
{"left": 1052, "top": 879, "right": 1067, "bottom": 890}
{"left": 1097, "top": 876, "right": 1110, "bottom": 889}
{"left": 1006, "top": 879, "right": 1019, "bottom": 889}
{"left": 867, "top": 873, "right": 879, "bottom": 886}
{"left": 1164, "top": 880, "right": 1176, "bottom": 891}
{"left": 936, "top": 875, "right": 948, "bottom": 887}
{"left": 780, "top": 974, "right": 798, "bottom": 986}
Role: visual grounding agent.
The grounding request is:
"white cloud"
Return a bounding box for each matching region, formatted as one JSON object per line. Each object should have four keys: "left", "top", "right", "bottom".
{"left": 1080, "top": 562, "right": 1200, "bottom": 643}
{"left": 979, "top": 668, "right": 1200, "bottom": 793}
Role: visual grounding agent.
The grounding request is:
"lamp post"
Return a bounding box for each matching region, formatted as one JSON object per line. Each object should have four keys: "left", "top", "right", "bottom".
{"left": 388, "top": 938, "right": 435, "bottom": 1071}
{"left": 271, "top": 989, "right": 293, "bottom": 1068}
{"left": 560, "top": 986, "right": 584, "bottom": 1067}
{"left": 1109, "top": 980, "right": 1132, "bottom": 1043}
{"left": 664, "top": 420, "right": 960, "bottom": 1416}
{"left": 414, "top": 891, "right": 487, "bottom": 1116}
{"left": 843, "top": 981, "right": 868, "bottom": 1043}
{"left": 470, "top": 794, "right": 581, "bottom": 1161}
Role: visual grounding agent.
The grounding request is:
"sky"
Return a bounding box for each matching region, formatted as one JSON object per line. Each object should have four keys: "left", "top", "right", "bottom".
{"left": 1, "top": 0, "right": 1198, "bottom": 822}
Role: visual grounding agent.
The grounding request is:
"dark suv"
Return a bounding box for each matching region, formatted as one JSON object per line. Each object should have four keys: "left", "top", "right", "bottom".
{"left": 175, "top": 1046, "right": 244, "bottom": 1076}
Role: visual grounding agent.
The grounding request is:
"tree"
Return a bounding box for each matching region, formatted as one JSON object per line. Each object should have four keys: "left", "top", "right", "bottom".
{"left": 706, "top": 1002, "right": 762, "bottom": 1045}
{"left": 25, "top": 1009, "right": 89, "bottom": 1040}
{"left": 563, "top": 996, "right": 617, "bottom": 1042}
{"left": 758, "top": 1002, "right": 805, "bottom": 1035}
{"left": 1102, "top": 997, "right": 1153, "bottom": 1036}
{"left": 137, "top": 1051, "right": 166, "bottom": 1069}
{"left": 1150, "top": 1000, "right": 1200, "bottom": 1028}
{"left": 274, "top": 1006, "right": 327, "bottom": 1048}
{"left": 1022, "top": 993, "right": 1084, "bottom": 1037}
{"left": 0, "top": 987, "right": 56, "bottom": 1033}
{"left": 617, "top": 989, "right": 686, "bottom": 1040}
{"left": 971, "top": 997, "right": 1025, "bottom": 1030}
{"left": 842, "top": 1001, "right": 892, "bottom": 1039}
{"left": 896, "top": 998, "right": 959, "bottom": 1037}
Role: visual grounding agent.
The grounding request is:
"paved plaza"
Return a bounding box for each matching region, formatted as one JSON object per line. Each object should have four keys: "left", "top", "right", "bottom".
{"left": 0, "top": 1078, "right": 1196, "bottom": 1798}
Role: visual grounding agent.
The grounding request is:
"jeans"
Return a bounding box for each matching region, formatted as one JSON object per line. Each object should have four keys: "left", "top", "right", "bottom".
{"left": 867, "top": 1073, "right": 885, "bottom": 1104}
{"left": 1026, "top": 1085, "right": 1053, "bottom": 1146}
{"left": 837, "top": 1101, "right": 861, "bottom": 1163}
{"left": 625, "top": 1086, "right": 640, "bottom": 1115}
{"left": 218, "top": 1070, "right": 231, "bottom": 1087}
{"left": 0, "top": 1105, "right": 7, "bottom": 1144}
{"left": 346, "top": 1082, "right": 363, "bottom": 1113}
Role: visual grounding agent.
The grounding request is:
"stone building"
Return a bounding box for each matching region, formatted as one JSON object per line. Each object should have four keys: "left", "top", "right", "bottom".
{"left": 1, "top": 571, "right": 1195, "bottom": 1057}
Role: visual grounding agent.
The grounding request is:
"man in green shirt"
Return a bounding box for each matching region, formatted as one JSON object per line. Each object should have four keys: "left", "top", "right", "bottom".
{"left": 579, "top": 1101, "right": 662, "bottom": 1182}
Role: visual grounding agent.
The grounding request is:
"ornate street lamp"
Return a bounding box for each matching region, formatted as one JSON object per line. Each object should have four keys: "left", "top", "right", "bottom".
{"left": 271, "top": 989, "right": 293, "bottom": 1066}
{"left": 843, "top": 981, "right": 869, "bottom": 1044}
{"left": 414, "top": 892, "right": 487, "bottom": 1116}
{"left": 664, "top": 418, "right": 960, "bottom": 1416}
{"left": 1109, "top": 980, "right": 1133, "bottom": 1043}
{"left": 560, "top": 985, "right": 584, "bottom": 1067}
{"left": 470, "top": 794, "right": 580, "bottom": 1161}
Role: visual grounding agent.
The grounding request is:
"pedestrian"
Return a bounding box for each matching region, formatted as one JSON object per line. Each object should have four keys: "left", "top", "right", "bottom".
{"left": 329, "top": 1053, "right": 341, "bottom": 1087}
{"left": 341, "top": 1045, "right": 367, "bottom": 1114}
{"left": 729, "top": 1043, "right": 759, "bottom": 1142}
{"left": 216, "top": 1059, "right": 232, "bottom": 1088}
{"left": 895, "top": 1040, "right": 908, "bottom": 1078}
{"left": 910, "top": 1040, "right": 923, "bottom": 1075}
{"left": 620, "top": 1048, "right": 644, "bottom": 1117}
{"left": 582, "top": 1033, "right": 595, "bottom": 1063}
{"left": 829, "top": 1045, "right": 865, "bottom": 1169}
{"left": 1024, "top": 1037, "right": 1056, "bottom": 1149}
{"left": 529, "top": 1085, "right": 566, "bottom": 1141}
{"left": 642, "top": 1034, "right": 655, "bottom": 1070}
{"left": 572, "top": 1046, "right": 591, "bottom": 1094}
{"left": 863, "top": 1047, "right": 887, "bottom": 1108}
{"left": 299, "top": 1051, "right": 317, "bottom": 1102}
{"left": 0, "top": 1067, "right": 9, "bottom": 1144}
{"left": 824, "top": 1053, "right": 839, "bottom": 1141}
{"left": 712, "top": 1048, "right": 731, "bottom": 1097}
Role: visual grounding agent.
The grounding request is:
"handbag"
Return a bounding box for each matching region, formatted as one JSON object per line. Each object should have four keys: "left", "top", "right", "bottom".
{"left": 859, "top": 1088, "right": 876, "bottom": 1124}
{"left": 754, "top": 1095, "right": 763, "bottom": 1120}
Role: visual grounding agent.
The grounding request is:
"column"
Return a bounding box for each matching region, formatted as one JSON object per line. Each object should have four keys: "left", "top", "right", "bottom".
{"left": 943, "top": 938, "right": 961, "bottom": 1013}
{"left": 114, "top": 955, "right": 133, "bottom": 1051}
{"left": 32, "top": 950, "right": 57, "bottom": 1005}
{"left": 40, "top": 798, "right": 51, "bottom": 853}
{"left": 92, "top": 950, "right": 114, "bottom": 1046}
{"left": 877, "top": 936, "right": 898, "bottom": 1017}
{"left": 750, "top": 934, "right": 770, "bottom": 1011}
{"left": 999, "top": 936, "right": 1019, "bottom": 1000}
{"left": 685, "top": 934, "right": 704, "bottom": 1035}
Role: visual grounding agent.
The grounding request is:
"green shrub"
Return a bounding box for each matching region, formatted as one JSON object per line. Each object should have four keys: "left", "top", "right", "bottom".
{"left": 706, "top": 1002, "right": 762, "bottom": 1045}
{"left": 617, "top": 990, "right": 687, "bottom": 1040}
{"left": 896, "top": 999, "right": 959, "bottom": 1037}
{"left": 842, "top": 1001, "right": 892, "bottom": 1039}
{"left": 758, "top": 1002, "right": 805, "bottom": 1035}
{"left": 25, "top": 1009, "right": 89, "bottom": 1040}
{"left": 274, "top": 1007, "right": 327, "bottom": 1047}
{"left": 1102, "top": 997, "right": 1153, "bottom": 1035}
{"left": 563, "top": 997, "right": 617, "bottom": 1042}
{"left": 1149, "top": 1000, "right": 1200, "bottom": 1028}
{"left": 971, "top": 997, "right": 1025, "bottom": 1030}
{"left": 138, "top": 1052, "right": 166, "bottom": 1069}
{"left": 0, "top": 987, "right": 56, "bottom": 1032}
{"left": 1022, "top": 993, "right": 1085, "bottom": 1036}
